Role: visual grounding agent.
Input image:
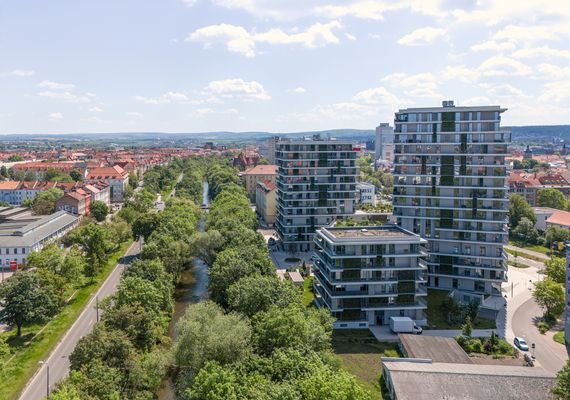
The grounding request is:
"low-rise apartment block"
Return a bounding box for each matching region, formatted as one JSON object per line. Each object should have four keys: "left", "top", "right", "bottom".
{"left": 356, "top": 182, "right": 377, "bottom": 206}
{"left": 243, "top": 164, "right": 277, "bottom": 201}
{"left": 86, "top": 165, "right": 129, "bottom": 202}
{"left": 313, "top": 225, "right": 427, "bottom": 329}
{"left": 255, "top": 180, "right": 277, "bottom": 227}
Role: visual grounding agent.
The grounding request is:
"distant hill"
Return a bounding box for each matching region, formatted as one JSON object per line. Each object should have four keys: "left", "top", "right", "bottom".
{"left": 511, "top": 125, "right": 570, "bottom": 141}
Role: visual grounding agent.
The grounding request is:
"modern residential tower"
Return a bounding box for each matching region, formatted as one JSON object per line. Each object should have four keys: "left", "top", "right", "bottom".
{"left": 393, "top": 101, "right": 510, "bottom": 300}
{"left": 275, "top": 135, "right": 358, "bottom": 252}
{"left": 313, "top": 225, "right": 428, "bottom": 328}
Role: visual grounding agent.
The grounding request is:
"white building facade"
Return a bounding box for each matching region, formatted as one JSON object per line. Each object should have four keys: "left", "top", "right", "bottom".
{"left": 375, "top": 123, "right": 395, "bottom": 163}
{"left": 393, "top": 101, "right": 510, "bottom": 300}
{"left": 356, "top": 182, "right": 377, "bottom": 206}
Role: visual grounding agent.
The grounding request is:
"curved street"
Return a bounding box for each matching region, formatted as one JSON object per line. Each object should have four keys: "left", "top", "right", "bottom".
{"left": 506, "top": 262, "right": 569, "bottom": 374}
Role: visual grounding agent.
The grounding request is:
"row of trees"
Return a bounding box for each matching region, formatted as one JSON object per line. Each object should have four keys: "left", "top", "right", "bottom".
{"left": 356, "top": 154, "right": 393, "bottom": 196}
{"left": 51, "top": 161, "right": 205, "bottom": 399}
{"left": 170, "top": 163, "right": 373, "bottom": 399}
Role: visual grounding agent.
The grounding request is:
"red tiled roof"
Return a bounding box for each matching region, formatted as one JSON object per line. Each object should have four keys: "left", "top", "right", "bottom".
{"left": 244, "top": 165, "right": 278, "bottom": 175}
{"left": 86, "top": 165, "right": 127, "bottom": 180}
{"left": 546, "top": 210, "right": 570, "bottom": 228}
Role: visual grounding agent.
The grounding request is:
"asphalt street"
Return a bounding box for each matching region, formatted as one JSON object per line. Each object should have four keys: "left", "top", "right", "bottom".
{"left": 511, "top": 296, "right": 569, "bottom": 374}
{"left": 19, "top": 238, "right": 143, "bottom": 400}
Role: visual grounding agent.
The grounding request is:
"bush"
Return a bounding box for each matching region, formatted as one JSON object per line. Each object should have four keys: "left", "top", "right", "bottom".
{"left": 538, "top": 321, "right": 550, "bottom": 334}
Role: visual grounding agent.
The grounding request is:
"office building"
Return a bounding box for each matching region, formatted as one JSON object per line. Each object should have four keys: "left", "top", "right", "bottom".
{"left": 276, "top": 136, "right": 358, "bottom": 252}
{"left": 393, "top": 101, "right": 510, "bottom": 300}
{"left": 356, "top": 182, "right": 377, "bottom": 206}
{"left": 375, "top": 123, "right": 395, "bottom": 163}
{"left": 313, "top": 225, "right": 427, "bottom": 328}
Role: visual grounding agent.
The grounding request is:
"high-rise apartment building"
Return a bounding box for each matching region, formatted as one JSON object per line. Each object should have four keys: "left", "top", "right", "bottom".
{"left": 375, "top": 123, "right": 394, "bottom": 163}
{"left": 393, "top": 101, "right": 510, "bottom": 300}
{"left": 276, "top": 136, "right": 358, "bottom": 252}
{"left": 313, "top": 225, "right": 427, "bottom": 328}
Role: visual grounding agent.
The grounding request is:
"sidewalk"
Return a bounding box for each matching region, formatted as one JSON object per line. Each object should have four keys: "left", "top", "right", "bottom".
{"left": 505, "top": 244, "right": 550, "bottom": 261}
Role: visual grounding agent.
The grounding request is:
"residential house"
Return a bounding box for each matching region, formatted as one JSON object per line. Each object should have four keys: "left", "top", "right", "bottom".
{"left": 86, "top": 165, "right": 129, "bottom": 202}
{"left": 244, "top": 164, "right": 277, "bottom": 201}
{"left": 255, "top": 180, "right": 277, "bottom": 227}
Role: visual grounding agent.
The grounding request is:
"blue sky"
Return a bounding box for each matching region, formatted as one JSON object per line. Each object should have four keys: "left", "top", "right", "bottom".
{"left": 1, "top": 0, "right": 569, "bottom": 134}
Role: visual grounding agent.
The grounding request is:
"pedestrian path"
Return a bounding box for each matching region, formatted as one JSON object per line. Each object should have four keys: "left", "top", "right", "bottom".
{"left": 505, "top": 245, "right": 550, "bottom": 261}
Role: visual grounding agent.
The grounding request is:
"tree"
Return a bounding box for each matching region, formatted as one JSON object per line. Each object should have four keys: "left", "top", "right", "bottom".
{"left": 537, "top": 188, "right": 568, "bottom": 210}
{"left": 512, "top": 217, "right": 540, "bottom": 244}
{"left": 69, "top": 169, "right": 83, "bottom": 182}
{"left": 509, "top": 194, "right": 536, "bottom": 229}
{"left": 0, "top": 272, "right": 60, "bottom": 336}
{"left": 115, "top": 276, "right": 172, "bottom": 317}
{"left": 61, "top": 247, "right": 87, "bottom": 286}
{"left": 545, "top": 225, "right": 570, "bottom": 247}
{"left": 26, "top": 244, "right": 64, "bottom": 272}
{"left": 174, "top": 301, "right": 252, "bottom": 371}
{"left": 189, "top": 230, "right": 224, "bottom": 265}
{"left": 545, "top": 257, "right": 566, "bottom": 284}
{"left": 552, "top": 360, "right": 570, "bottom": 399}
{"left": 0, "top": 165, "right": 8, "bottom": 178}
{"left": 90, "top": 200, "right": 108, "bottom": 222}
{"left": 128, "top": 172, "right": 139, "bottom": 189}
{"left": 105, "top": 217, "right": 132, "bottom": 244}
{"left": 296, "top": 364, "right": 373, "bottom": 400}
{"left": 132, "top": 212, "right": 159, "bottom": 240}
{"left": 208, "top": 246, "right": 274, "bottom": 306}
{"left": 103, "top": 303, "right": 164, "bottom": 351}
{"left": 7, "top": 154, "right": 24, "bottom": 162}
{"left": 32, "top": 188, "right": 64, "bottom": 215}
{"left": 462, "top": 315, "right": 473, "bottom": 337}
{"left": 533, "top": 278, "right": 565, "bottom": 319}
{"left": 252, "top": 305, "right": 333, "bottom": 355}
{"left": 227, "top": 274, "right": 300, "bottom": 318}
{"left": 69, "top": 223, "right": 112, "bottom": 278}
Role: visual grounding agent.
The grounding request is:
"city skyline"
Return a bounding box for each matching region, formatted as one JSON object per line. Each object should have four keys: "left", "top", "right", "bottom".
{"left": 1, "top": 0, "right": 569, "bottom": 134}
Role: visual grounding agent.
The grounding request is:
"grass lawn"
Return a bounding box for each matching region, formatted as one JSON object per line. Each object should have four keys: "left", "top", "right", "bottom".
{"left": 426, "top": 289, "right": 496, "bottom": 330}
{"left": 0, "top": 239, "right": 134, "bottom": 400}
{"left": 509, "top": 240, "right": 552, "bottom": 255}
{"left": 332, "top": 329, "right": 400, "bottom": 398}
{"left": 302, "top": 276, "right": 315, "bottom": 307}
{"left": 554, "top": 331, "right": 566, "bottom": 345}
{"left": 505, "top": 248, "right": 549, "bottom": 263}
{"left": 508, "top": 261, "right": 529, "bottom": 269}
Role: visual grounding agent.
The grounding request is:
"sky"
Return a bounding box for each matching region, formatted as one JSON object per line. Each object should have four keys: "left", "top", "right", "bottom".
{"left": 1, "top": 0, "right": 569, "bottom": 134}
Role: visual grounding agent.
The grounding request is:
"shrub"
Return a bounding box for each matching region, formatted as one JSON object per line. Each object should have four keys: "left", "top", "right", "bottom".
{"left": 538, "top": 321, "right": 550, "bottom": 334}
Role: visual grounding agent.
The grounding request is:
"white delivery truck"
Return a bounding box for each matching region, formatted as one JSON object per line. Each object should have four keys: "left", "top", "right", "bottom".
{"left": 389, "top": 316, "right": 423, "bottom": 334}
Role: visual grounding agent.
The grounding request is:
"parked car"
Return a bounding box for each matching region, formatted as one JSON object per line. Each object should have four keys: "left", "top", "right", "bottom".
{"left": 514, "top": 336, "right": 529, "bottom": 351}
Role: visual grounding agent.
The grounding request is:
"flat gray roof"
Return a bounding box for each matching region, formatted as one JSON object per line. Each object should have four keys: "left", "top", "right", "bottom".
{"left": 383, "top": 361, "right": 555, "bottom": 400}
{"left": 0, "top": 211, "right": 79, "bottom": 247}
{"left": 399, "top": 334, "right": 472, "bottom": 364}
{"left": 321, "top": 225, "right": 424, "bottom": 241}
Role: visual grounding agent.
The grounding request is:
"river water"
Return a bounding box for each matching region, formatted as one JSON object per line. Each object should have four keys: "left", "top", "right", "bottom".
{"left": 157, "top": 181, "right": 210, "bottom": 400}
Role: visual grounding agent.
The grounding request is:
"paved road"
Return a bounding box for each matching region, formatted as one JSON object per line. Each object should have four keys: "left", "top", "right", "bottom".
{"left": 512, "top": 297, "right": 569, "bottom": 374}
{"left": 507, "top": 253, "right": 545, "bottom": 270}
{"left": 19, "top": 239, "right": 143, "bottom": 400}
{"left": 505, "top": 244, "right": 550, "bottom": 261}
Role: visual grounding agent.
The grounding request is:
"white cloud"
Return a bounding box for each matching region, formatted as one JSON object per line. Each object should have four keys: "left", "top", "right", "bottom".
{"left": 126, "top": 111, "right": 143, "bottom": 118}
{"left": 38, "top": 91, "right": 92, "bottom": 103}
{"left": 539, "top": 80, "right": 570, "bottom": 103}
{"left": 511, "top": 46, "right": 570, "bottom": 59}
{"left": 440, "top": 64, "right": 480, "bottom": 82}
{"left": 196, "top": 108, "right": 214, "bottom": 115}
{"left": 81, "top": 116, "right": 103, "bottom": 124}
{"left": 38, "top": 80, "right": 75, "bottom": 90}
{"left": 351, "top": 86, "right": 398, "bottom": 105}
{"left": 471, "top": 40, "right": 515, "bottom": 52}
{"left": 478, "top": 55, "right": 532, "bottom": 76}
{"left": 369, "top": 33, "right": 381, "bottom": 40}
{"left": 398, "top": 27, "right": 446, "bottom": 46}
{"left": 381, "top": 72, "right": 441, "bottom": 98}
{"left": 89, "top": 106, "right": 103, "bottom": 113}
{"left": 493, "top": 24, "right": 567, "bottom": 43}
{"left": 292, "top": 87, "right": 306, "bottom": 94}
{"left": 536, "top": 63, "right": 570, "bottom": 81}
{"left": 49, "top": 112, "right": 63, "bottom": 121}
{"left": 345, "top": 33, "right": 356, "bottom": 41}
{"left": 186, "top": 21, "right": 342, "bottom": 58}
{"left": 462, "top": 96, "right": 492, "bottom": 106}
{"left": 315, "top": 1, "right": 401, "bottom": 21}
{"left": 205, "top": 78, "right": 270, "bottom": 101}
{"left": 182, "top": 0, "right": 198, "bottom": 6}
{"left": 11, "top": 69, "right": 35, "bottom": 77}
{"left": 135, "top": 91, "right": 195, "bottom": 105}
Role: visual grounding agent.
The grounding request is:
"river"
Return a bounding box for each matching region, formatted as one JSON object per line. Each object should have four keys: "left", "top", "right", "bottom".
{"left": 157, "top": 181, "right": 210, "bottom": 400}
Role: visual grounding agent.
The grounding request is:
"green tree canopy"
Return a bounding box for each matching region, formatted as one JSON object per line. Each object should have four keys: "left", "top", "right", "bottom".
{"left": 174, "top": 301, "right": 253, "bottom": 371}
{"left": 90, "top": 200, "right": 108, "bottom": 222}
{"left": 537, "top": 188, "right": 568, "bottom": 210}
{"left": 509, "top": 194, "right": 536, "bottom": 229}
{"left": 32, "top": 187, "right": 64, "bottom": 215}
{"left": 552, "top": 360, "right": 570, "bottom": 399}
{"left": 227, "top": 274, "right": 300, "bottom": 318}
{"left": 0, "top": 272, "right": 60, "bottom": 336}
{"left": 545, "top": 257, "right": 566, "bottom": 284}
{"left": 533, "top": 278, "right": 565, "bottom": 318}
{"left": 252, "top": 305, "right": 334, "bottom": 355}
